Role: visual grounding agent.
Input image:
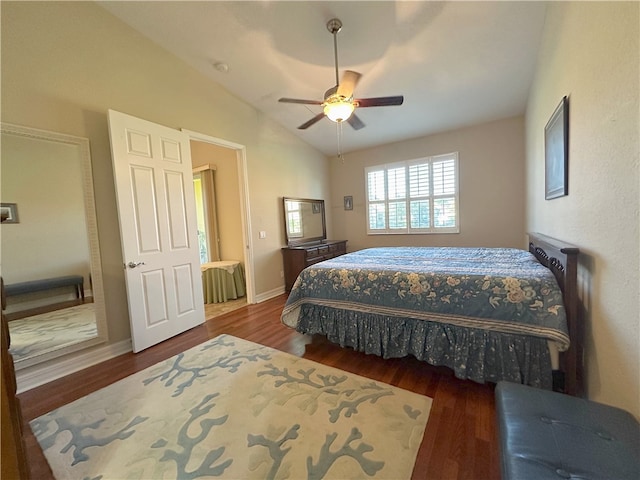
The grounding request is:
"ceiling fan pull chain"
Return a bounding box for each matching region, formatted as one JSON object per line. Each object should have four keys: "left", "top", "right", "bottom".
{"left": 337, "top": 122, "right": 345, "bottom": 162}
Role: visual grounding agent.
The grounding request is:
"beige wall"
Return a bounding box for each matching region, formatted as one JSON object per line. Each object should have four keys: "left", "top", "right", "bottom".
{"left": 330, "top": 116, "right": 526, "bottom": 251}
{"left": 1, "top": 2, "right": 330, "bottom": 347}
{"left": 526, "top": 3, "right": 639, "bottom": 416}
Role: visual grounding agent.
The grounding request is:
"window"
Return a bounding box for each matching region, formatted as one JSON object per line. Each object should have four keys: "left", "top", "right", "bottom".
{"left": 365, "top": 153, "right": 459, "bottom": 234}
{"left": 193, "top": 166, "right": 221, "bottom": 263}
{"left": 193, "top": 174, "right": 209, "bottom": 264}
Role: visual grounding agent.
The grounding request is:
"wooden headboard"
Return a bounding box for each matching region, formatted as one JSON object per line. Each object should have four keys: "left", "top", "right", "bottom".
{"left": 528, "top": 233, "right": 582, "bottom": 396}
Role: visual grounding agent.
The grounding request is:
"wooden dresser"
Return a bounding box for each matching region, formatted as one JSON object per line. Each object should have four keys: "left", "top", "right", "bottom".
{"left": 282, "top": 240, "right": 347, "bottom": 292}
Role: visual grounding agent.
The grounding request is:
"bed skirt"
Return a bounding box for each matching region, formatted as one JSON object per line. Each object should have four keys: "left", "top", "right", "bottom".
{"left": 296, "top": 304, "right": 553, "bottom": 389}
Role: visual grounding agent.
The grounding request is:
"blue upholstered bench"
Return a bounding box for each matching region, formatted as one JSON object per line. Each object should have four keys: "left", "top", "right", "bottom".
{"left": 496, "top": 381, "right": 640, "bottom": 480}
{"left": 5, "top": 275, "right": 84, "bottom": 300}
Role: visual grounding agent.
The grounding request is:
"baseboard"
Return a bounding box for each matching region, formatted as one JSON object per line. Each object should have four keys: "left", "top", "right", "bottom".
{"left": 16, "top": 339, "right": 132, "bottom": 394}
{"left": 254, "top": 286, "right": 286, "bottom": 303}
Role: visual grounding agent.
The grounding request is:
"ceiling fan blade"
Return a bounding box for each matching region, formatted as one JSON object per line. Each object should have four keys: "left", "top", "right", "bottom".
{"left": 347, "top": 113, "right": 365, "bottom": 130}
{"left": 337, "top": 70, "right": 362, "bottom": 98}
{"left": 356, "top": 96, "right": 404, "bottom": 107}
{"left": 298, "top": 113, "right": 326, "bottom": 130}
{"left": 279, "top": 98, "right": 323, "bottom": 105}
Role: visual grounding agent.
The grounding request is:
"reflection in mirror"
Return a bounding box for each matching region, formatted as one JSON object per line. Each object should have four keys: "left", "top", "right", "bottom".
{"left": 0, "top": 123, "right": 108, "bottom": 370}
{"left": 283, "top": 197, "right": 326, "bottom": 246}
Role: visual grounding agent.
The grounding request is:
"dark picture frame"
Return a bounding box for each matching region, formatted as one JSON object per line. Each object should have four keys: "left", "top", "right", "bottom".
{"left": 545, "top": 96, "right": 569, "bottom": 199}
{"left": 343, "top": 195, "right": 353, "bottom": 211}
{"left": 0, "top": 203, "right": 19, "bottom": 223}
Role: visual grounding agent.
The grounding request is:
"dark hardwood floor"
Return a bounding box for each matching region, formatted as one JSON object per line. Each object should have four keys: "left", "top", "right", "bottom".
{"left": 18, "top": 294, "right": 500, "bottom": 480}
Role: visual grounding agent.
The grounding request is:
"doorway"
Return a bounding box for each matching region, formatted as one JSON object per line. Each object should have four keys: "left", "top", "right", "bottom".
{"left": 184, "top": 129, "right": 254, "bottom": 311}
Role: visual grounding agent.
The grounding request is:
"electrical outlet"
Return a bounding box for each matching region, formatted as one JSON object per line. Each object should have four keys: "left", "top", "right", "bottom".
{"left": 280, "top": 270, "right": 284, "bottom": 278}
{"left": 259, "top": 231, "right": 267, "bottom": 239}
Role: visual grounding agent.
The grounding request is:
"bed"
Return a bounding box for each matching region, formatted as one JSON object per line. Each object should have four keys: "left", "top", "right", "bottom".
{"left": 281, "top": 233, "right": 582, "bottom": 394}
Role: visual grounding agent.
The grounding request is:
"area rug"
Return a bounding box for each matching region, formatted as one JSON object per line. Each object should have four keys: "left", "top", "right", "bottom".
{"left": 31, "top": 334, "right": 432, "bottom": 479}
{"left": 9, "top": 303, "right": 97, "bottom": 361}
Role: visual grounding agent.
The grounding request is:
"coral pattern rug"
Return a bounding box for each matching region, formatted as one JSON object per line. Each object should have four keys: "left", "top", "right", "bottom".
{"left": 31, "top": 334, "right": 432, "bottom": 479}
{"left": 9, "top": 303, "right": 97, "bottom": 361}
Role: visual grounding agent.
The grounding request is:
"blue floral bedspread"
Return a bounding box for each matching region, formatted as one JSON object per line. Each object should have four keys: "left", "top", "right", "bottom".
{"left": 281, "top": 247, "right": 570, "bottom": 389}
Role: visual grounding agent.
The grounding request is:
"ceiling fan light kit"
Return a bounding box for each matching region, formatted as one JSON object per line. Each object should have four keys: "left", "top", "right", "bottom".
{"left": 279, "top": 18, "right": 404, "bottom": 131}
{"left": 324, "top": 98, "right": 355, "bottom": 122}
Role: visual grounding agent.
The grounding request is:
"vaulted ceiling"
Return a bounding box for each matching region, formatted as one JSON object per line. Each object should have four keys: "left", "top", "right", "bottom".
{"left": 99, "top": 1, "right": 547, "bottom": 156}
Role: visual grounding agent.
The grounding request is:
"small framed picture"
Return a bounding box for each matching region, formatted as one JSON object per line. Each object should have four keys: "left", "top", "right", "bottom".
{"left": 343, "top": 195, "right": 353, "bottom": 211}
{"left": 0, "top": 203, "right": 19, "bottom": 223}
{"left": 545, "top": 96, "right": 569, "bottom": 200}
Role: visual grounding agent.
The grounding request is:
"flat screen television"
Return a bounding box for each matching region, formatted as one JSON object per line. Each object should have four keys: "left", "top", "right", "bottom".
{"left": 283, "top": 197, "right": 326, "bottom": 246}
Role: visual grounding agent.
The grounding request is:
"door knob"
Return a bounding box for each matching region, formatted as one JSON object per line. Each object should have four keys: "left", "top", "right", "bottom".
{"left": 127, "top": 261, "right": 146, "bottom": 269}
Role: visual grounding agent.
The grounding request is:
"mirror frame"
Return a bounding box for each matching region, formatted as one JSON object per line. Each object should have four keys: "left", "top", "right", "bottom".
{"left": 283, "top": 197, "right": 327, "bottom": 246}
{"left": 1, "top": 123, "right": 109, "bottom": 369}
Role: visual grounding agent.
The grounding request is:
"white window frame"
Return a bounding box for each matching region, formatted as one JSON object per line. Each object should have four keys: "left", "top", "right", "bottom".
{"left": 365, "top": 152, "right": 459, "bottom": 235}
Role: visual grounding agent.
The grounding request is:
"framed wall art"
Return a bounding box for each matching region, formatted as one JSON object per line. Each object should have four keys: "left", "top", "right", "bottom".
{"left": 343, "top": 195, "right": 353, "bottom": 211}
{"left": 545, "top": 96, "right": 569, "bottom": 200}
{"left": 0, "top": 203, "right": 19, "bottom": 223}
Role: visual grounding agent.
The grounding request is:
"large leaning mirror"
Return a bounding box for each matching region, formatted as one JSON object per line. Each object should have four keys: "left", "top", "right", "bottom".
{"left": 0, "top": 123, "right": 108, "bottom": 369}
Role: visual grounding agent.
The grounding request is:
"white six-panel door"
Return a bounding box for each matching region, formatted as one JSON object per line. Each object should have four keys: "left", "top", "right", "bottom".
{"left": 108, "top": 110, "right": 204, "bottom": 352}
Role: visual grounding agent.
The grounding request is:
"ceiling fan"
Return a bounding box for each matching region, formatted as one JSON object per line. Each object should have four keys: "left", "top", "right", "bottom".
{"left": 279, "top": 18, "right": 404, "bottom": 131}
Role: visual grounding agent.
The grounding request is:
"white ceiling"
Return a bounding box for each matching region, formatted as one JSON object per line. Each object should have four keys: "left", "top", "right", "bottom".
{"left": 98, "top": 1, "right": 547, "bottom": 156}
